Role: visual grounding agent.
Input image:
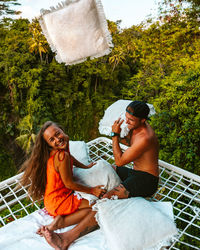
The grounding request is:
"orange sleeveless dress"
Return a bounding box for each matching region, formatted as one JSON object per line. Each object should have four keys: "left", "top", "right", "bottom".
{"left": 44, "top": 149, "right": 82, "bottom": 217}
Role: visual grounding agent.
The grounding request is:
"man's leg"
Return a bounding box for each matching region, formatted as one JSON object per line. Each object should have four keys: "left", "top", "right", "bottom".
{"left": 116, "top": 166, "right": 131, "bottom": 181}
{"left": 102, "top": 166, "right": 131, "bottom": 199}
{"left": 41, "top": 210, "right": 98, "bottom": 250}
{"left": 37, "top": 207, "right": 92, "bottom": 235}
{"left": 38, "top": 199, "right": 92, "bottom": 234}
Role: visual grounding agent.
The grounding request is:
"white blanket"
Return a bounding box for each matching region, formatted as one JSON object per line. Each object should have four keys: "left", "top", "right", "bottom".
{"left": 0, "top": 200, "right": 177, "bottom": 250}
{"left": 0, "top": 208, "right": 107, "bottom": 250}
{"left": 0, "top": 142, "right": 177, "bottom": 249}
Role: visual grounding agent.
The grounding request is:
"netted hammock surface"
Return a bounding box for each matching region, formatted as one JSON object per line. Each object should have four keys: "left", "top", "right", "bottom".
{"left": 0, "top": 137, "right": 199, "bottom": 249}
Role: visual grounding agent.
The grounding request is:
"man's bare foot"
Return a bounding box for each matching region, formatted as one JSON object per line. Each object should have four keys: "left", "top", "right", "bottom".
{"left": 40, "top": 226, "right": 71, "bottom": 250}
{"left": 36, "top": 215, "right": 64, "bottom": 236}
{"left": 48, "top": 215, "right": 64, "bottom": 231}
{"left": 102, "top": 184, "right": 129, "bottom": 199}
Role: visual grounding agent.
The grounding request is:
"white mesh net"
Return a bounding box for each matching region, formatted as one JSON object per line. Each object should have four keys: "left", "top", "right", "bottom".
{"left": 0, "top": 137, "right": 199, "bottom": 249}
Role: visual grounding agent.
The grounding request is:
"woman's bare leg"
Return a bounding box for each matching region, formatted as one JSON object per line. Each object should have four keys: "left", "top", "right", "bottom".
{"left": 47, "top": 208, "right": 91, "bottom": 231}
{"left": 37, "top": 199, "right": 92, "bottom": 234}
{"left": 49, "top": 198, "right": 92, "bottom": 230}
{"left": 41, "top": 210, "right": 98, "bottom": 250}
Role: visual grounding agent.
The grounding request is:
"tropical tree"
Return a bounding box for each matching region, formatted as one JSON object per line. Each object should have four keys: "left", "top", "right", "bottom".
{"left": 15, "top": 115, "right": 36, "bottom": 154}
{"left": 0, "top": 18, "right": 44, "bottom": 172}
{"left": 0, "top": 0, "right": 20, "bottom": 16}
{"left": 109, "top": 46, "right": 125, "bottom": 72}
{"left": 158, "top": 0, "right": 200, "bottom": 20}
{"left": 28, "top": 19, "right": 49, "bottom": 63}
{"left": 121, "top": 4, "right": 200, "bottom": 174}
{"left": 0, "top": 0, "right": 200, "bottom": 180}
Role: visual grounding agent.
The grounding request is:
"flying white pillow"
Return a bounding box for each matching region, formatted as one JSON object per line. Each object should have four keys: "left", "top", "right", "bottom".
{"left": 39, "top": 0, "right": 113, "bottom": 65}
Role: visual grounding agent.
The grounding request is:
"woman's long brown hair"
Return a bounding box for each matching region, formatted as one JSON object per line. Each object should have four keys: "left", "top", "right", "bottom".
{"left": 19, "top": 121, "right": 55, "bottom": 201}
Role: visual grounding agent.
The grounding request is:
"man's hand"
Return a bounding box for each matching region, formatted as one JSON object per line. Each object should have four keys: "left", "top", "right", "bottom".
{"left": 91, "top": 185, "right": 107, "bottom": 198}
{"left": 102, "top": 184, "right": 129, "bottom": 199}
{"left": 112, "top": 118, "right": 124, "bottom": 134}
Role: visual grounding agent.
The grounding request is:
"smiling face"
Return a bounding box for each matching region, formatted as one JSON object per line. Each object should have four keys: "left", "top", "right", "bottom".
{"left": 125, "top": 112, "right": 145, "bottom": 130}
{"left": 43, "top": 125, "right": 68, "bottom": 151}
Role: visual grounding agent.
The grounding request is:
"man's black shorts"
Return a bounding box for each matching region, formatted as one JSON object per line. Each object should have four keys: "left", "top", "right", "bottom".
{"left": 116, "top": 166, "right": 159, "bottom": 198}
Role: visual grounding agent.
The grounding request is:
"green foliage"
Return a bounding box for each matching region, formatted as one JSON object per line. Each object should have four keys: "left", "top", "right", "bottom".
{"left": 15, "top": 115, "right": 36, "bottom": 154}
{"left": 0, "top": 1, "right": 199, "bottom": 181}
{"left": 150, "top": 64, "right": 200, "bottom": 174}
{"left": 121, "top": 9, "right": 200, "bottom": 175}
{"left": 0, "top": 199, "right": 44, "bottom": 227}
{"left": 0, "top": 148, "right": 16, "bottom": 181}
{"left": 28, "top": 19, "right": 50, "bottom": 63}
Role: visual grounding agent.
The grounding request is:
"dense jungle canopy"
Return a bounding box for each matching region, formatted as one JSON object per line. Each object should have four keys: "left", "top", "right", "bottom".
{"left": 0, "top": 0, "right": 199, "bottom": 180}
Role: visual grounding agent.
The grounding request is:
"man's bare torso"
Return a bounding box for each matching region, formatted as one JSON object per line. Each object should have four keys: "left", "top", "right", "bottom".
{"left": 122, "top": 122, "right": 159, "bottom": 177}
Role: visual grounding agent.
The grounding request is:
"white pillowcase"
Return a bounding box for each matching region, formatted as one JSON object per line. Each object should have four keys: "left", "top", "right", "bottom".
{"left": 39, "top": 0, "right": 113, "bottom": 65}
{"left": 98, "top": 100, "right": 156, "bottom": 138}
{"left": 93, "top": 197, "right": 178, "bottom": 250}
{"left": 69, "top": 140, "right": 90, "bottom": 165}
{"left": 73, "top": 160, "right": 121, "bottom": 203}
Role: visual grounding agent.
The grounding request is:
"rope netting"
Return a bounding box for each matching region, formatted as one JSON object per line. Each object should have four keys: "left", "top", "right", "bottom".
{"left": 0, "top": 137, "right": 199, "bottom": 249}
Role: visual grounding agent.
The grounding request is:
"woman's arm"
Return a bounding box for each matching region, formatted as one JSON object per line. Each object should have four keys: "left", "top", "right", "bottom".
{"left": 71, "top": 155, "right": 95, "bottom": 169}
{"left": 56, "top": 151, "right": 105, "bottom": 198}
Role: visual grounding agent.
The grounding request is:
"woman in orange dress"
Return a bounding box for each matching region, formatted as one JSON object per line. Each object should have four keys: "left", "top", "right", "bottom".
{"left": 20, "top": 121, "right": 106, "bottom": 231}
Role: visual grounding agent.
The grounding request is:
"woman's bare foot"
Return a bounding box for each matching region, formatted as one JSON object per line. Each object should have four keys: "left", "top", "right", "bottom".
{"left": 40, "top": 226, "right": 71, "bottom": 250}
{"left": 36, "top": 215, "right": 64, "bottom": 236}
{"left": 36, "top": 227, "right": 43, "bottom": 236}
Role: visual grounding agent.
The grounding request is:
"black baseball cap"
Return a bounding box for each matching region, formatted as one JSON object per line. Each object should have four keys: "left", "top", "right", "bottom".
{"left": 126, "top": 101, "right": 150, "bottom": 119}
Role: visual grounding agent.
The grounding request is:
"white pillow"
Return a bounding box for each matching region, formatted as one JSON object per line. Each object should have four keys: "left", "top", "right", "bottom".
{"left": 69, "top": 140, "right": 90, "bottom": 165}
{"left": 98, "top": 100, "right": 156, "bottom": 137}
{"left": 73, "top": 160, "right": 121, "bottom": 203}
{"left": 93, "top": 197, "right": 178, "bottom": 250}
{"left": 39, "top": 0, "right": 113, "bottom": 65}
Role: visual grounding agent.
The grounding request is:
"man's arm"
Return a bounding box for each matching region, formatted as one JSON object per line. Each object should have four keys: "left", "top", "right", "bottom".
{"left": 112, "top": 135, "right": 149, "bottom": 166}
{"left": 119, "top": 136, "right": 130, "bottom": 146}
{"left": 112, "top": 136, "right": 123, "bottom": 165}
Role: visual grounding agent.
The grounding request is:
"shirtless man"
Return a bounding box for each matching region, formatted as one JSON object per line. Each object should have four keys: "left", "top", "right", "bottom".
{"left": 104, "top": 100, "right": 159, "bottom": 199}
{"left": 40, "top": 100, "right": 159, "bottom": 250}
